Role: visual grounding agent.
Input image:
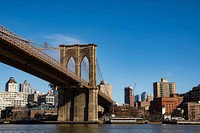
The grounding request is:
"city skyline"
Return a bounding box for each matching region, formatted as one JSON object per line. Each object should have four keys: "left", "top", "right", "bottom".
{"left": 0, "top": 0, "right": 200, "bottom": 103}
{"left": 1, "top": 77, "right": 41, "bottom": 93}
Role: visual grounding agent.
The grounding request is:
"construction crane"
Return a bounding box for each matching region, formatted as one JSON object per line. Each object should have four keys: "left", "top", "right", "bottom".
{"left": 133, "top": 83, "right": 136, "bottom": 90}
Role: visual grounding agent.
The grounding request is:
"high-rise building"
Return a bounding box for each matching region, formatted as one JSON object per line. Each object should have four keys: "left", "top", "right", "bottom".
{"left": 5, "top": 77, "right": 17, "bottom": 92}
{"left": 124, "top": 86, "right": 134, "bottom": 107}
{"left": 147, "top": 94, "right": 154, "bottom": 102}
{"left": 153, "top": 78, "right": 176, "bottom": 98}
{"left": 19, "top": 80, "right": 36, "bottom": 94}
{"left": 141, "top": 92, "right": 147, "bottom": 101}
{"left": 135, "top": 94, "right": 140, "bottom": 102}
{"left": 184, "top": 85, "right": 200, "bottom": 102}
{"left": 98, "top": 80, "right": 112, "bottom": 98}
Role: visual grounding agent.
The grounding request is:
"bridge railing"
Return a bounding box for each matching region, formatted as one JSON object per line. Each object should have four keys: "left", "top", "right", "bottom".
{"left": 0, "top": 25, "right": 89, "bottom": 87}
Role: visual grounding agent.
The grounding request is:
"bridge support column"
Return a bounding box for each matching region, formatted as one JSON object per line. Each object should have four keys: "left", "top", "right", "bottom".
{"left": 57, "top": 88, "right": 71, "bottom": 121}
{"left": 88, "top": 88, "right": 98, "bottom": 122}
{"left": 57, "top": 87, "right": 98, "bottom": 122}
{"left": 73, "top": 88, "right": 88, "bottom": 122}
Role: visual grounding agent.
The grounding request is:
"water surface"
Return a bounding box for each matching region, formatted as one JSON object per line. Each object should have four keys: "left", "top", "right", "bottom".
{"left": 0, "top": 124, "right": 199, "bottom": 133}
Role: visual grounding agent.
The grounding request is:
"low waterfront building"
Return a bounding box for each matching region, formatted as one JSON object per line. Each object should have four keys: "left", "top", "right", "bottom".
{"left": 110, "top": 104, "right": 144, "bottom": 118}
{"left": 183, "top": 102, "right": 200, "bottom": 121}
{"left": 29, "top": 104, "right": 57, "bottom": 120}
{"left": 1, "top": 107, "right": 29, "bottom": 120}
{"left": 150, "top": 94, "right": 183, "bottom": 115}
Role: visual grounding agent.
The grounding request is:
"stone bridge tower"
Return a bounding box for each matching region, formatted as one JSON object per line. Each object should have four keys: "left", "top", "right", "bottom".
{"left": 57, "top": 44, "right": 98, "bottom": 122}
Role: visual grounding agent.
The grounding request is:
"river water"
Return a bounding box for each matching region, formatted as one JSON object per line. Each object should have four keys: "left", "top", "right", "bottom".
{"left": 0, "top": 124, "right": 199, "bottom": 133}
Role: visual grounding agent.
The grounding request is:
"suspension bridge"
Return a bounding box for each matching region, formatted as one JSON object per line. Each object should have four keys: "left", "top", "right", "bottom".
{"left": 0, "top": 25, "right": 114, "bottom": 123}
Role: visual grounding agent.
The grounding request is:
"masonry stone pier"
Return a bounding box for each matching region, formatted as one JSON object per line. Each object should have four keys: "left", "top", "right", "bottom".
{"left": 57, "top": 44, "right": 98, "bottom": 122}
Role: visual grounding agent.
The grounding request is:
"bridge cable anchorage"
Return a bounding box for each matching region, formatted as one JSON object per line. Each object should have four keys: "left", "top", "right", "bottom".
{"left": 96, "top": 58, "right": 111, "bottom": 98}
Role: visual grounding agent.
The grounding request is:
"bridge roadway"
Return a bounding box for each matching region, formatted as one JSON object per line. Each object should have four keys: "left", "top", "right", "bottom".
{"left": 0, "top": 25, "right": 114, "bottom": 122}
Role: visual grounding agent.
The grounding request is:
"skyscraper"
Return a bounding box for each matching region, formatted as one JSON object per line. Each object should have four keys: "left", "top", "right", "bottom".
{"left": 141, "top": 92, "right": 147, "bottom": 101}
{"left": 124, "top": 86, "right": 134, "bottom": 107}
{"left": 135, "top": 94, "right": 140, "bottom": 102}
{"left": 153, "top": 78, "right": 176, "bottom": 98}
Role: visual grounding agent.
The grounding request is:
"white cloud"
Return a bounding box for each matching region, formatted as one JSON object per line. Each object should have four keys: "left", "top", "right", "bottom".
{"left": 163, "top": 66, "right": 182, "bottom": 77}
{"left": 43, "top": 34, "right": 81, "bottom": 46}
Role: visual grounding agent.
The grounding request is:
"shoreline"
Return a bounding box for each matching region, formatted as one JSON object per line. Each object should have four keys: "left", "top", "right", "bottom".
{"left": 2, "top": 120, "right": 200, "bottom": 125}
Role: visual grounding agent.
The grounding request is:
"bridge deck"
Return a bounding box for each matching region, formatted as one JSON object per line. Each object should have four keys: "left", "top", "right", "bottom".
{"left": 0, "top": 28, "right": 89, "bottom": 88}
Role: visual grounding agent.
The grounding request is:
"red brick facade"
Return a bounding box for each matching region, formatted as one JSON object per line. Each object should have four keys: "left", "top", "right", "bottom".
{"left": 150, "top": 95, "right": 183, "bottom": 115}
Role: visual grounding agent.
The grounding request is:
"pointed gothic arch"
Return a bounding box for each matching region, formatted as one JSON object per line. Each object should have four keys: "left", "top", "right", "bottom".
{"left": 80, "top": 56, "right": 89, "bottom": 82}
{"left": 67, "top": 57, "right": 76, "bottom": 73}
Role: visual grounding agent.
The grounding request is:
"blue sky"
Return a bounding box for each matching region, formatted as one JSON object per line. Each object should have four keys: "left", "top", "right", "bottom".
{"left": 0, "top": 0, "right": 200, "bottom": 103}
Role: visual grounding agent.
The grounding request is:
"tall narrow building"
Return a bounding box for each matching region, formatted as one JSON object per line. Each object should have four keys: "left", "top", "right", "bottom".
{"left": 124, "top": 86, "right": 134, "bottom": 107}
{"left": 98, "top": 80, "right": 112, "bottom": 98}
{"left": 141, "top": 92, "right": 147, "bottom": 101}
{"left": 19, "top": 80, "right": 36, "bottom": 94}
{"left": 5, "top": 77, "right": 17, "bottom": 92}
{"left": 98, "top": 80, "right": 113, "bottom": 113}
{"left": 135, "top": 94, "right": 140, "bottom": 102}
{"left": 153, "top": 78, "right": 176, "bottom": 98}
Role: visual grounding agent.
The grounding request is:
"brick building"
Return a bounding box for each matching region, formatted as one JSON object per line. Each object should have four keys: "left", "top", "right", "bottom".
{"left": 150, "top": 94, "right": 183, "bottom": 115}
{"left": 110, "top": 105, "right": 144, "bottom": 118}
{"left": 124, "top": 86, "right": 134, "bottom": 107}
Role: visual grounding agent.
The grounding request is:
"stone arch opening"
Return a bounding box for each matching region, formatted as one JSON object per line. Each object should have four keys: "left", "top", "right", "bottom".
{"left": 80, "top": 56, "right": 89, "bottom": 82}
{"left": 67, "top": 57, "right": 76, "bottom": 73}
